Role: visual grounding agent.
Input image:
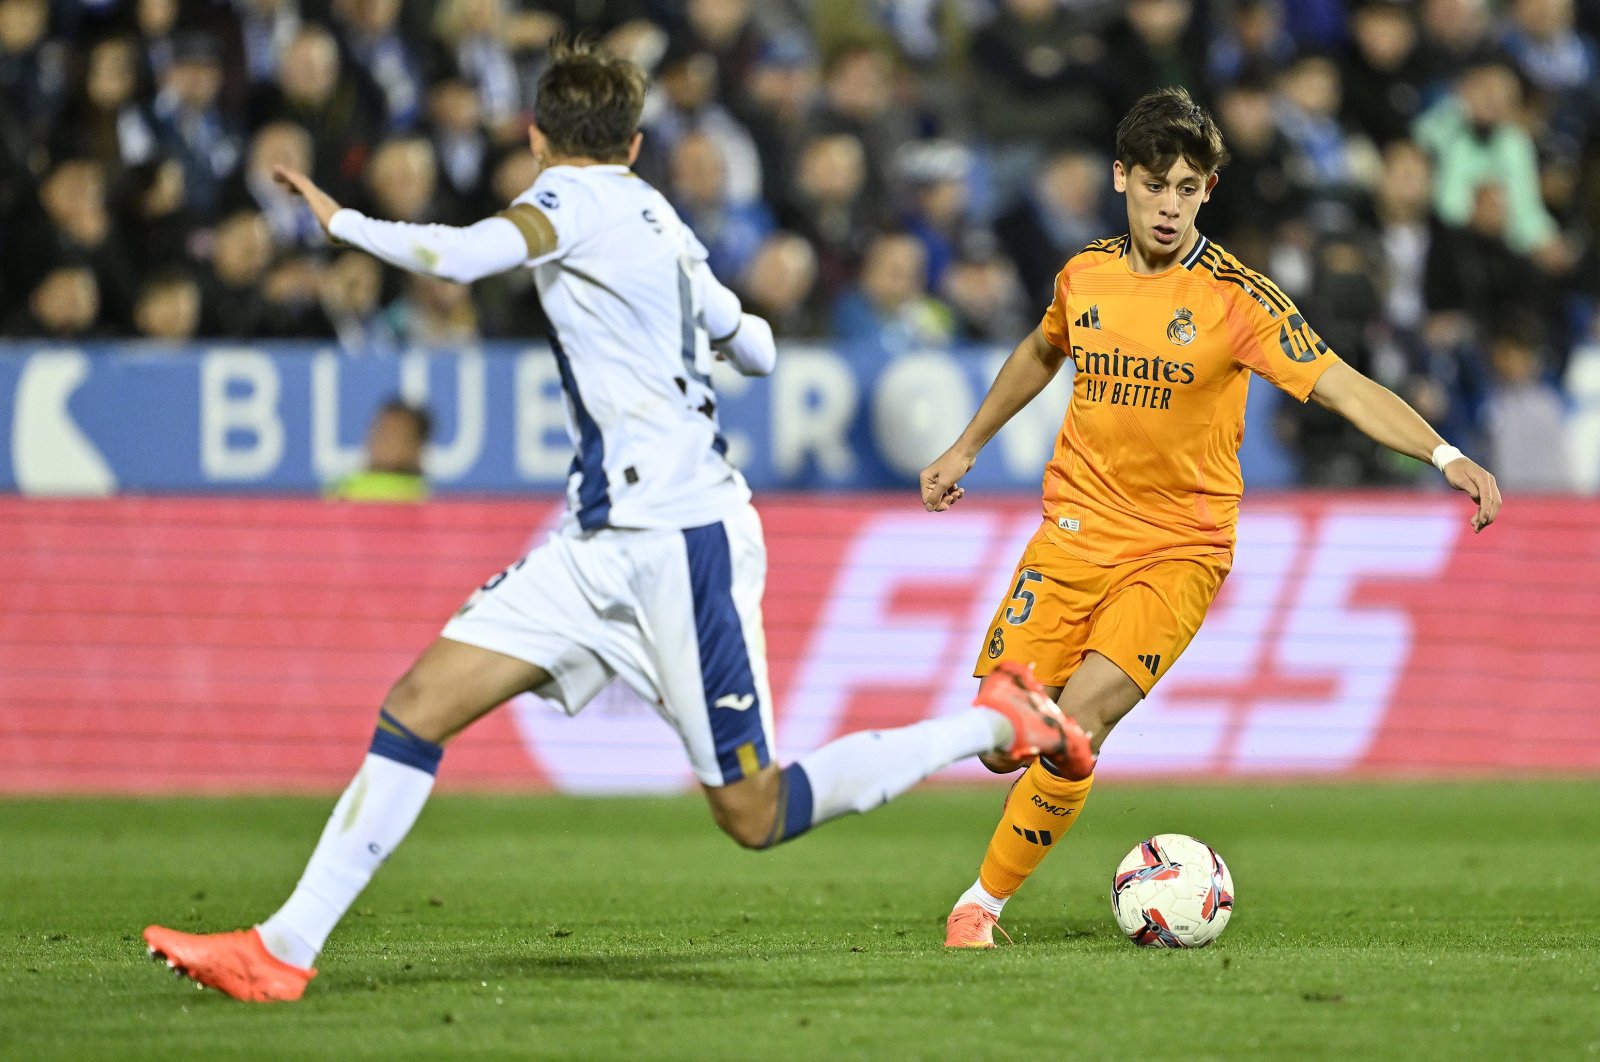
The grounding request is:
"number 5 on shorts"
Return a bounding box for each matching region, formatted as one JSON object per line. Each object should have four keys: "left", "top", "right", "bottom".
{"left": 1005, "top": 570, "right": 1042, "bottom": 625}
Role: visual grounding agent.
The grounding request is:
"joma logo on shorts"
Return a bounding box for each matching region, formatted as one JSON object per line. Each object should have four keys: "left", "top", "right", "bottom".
{"left": 714, "top": 693, "right": 755, "bottom": 711}
{"left": 1031, "top": 795, "right": 1075, "bottom": 816}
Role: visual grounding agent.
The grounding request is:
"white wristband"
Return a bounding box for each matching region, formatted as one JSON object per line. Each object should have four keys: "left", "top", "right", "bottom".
{"left": 1431, "top": 443, "right": 1465, "bottom": 471}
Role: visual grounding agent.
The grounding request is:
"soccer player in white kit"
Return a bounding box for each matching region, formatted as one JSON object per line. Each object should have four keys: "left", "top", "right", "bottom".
{"left": 142, "top": 42, "right": 1086, "bottom": 1002}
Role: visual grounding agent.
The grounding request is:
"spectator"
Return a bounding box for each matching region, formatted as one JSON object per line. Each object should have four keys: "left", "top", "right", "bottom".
{"left": 832, "top": 231, "right": 954, "bottom": 353}
{"left": 429, "top": 0, "right": 522, "bottom": 140}
{"left": 250, "top": 24, "right": 378, "bottom": 199}
{"left": 260, "top": 252, "right": 334, "bottom": 337}
{"left": 53, "top": 35, "right": 158, "bottom": 171}
{"left": 151, "top": 33, "right": 241, "bottom": 219}
{"left": 968, "top": 0, "right": 1111, "bottom": 191}
{"left": 201, "top": 210, "right": 273, "bottom": 337}
{"left": 1499, "top": 0, "right": 1600, "bottom": 150}
{"left": 1280, "top": 233, "right": 1397, "bottom": 485}
{"left": 738, "top": 231, "right": 820, "bottom": 337}
{"left": 9, "top": 265, "right": 102, "bottom": 338}
{"left": 895, "top": 139, "right": 981, "bottom": 292}
{"left": 1484, "top": 317, "right": 1576, "bottom": 490}
{"left": 1418, "top": 0, "right": 1496, "bottom": 90}
{"left": 777, "top": 132, "right": 876, "bottom": 302}
{"left": 808, "top": 41, "right": 908, "bottom": 212}
{"left": 941, "top": 249, "right": 1030, "bottom": 344}
{"left": 9, "top": 158, "right": 138, "bottom": 327}
{"left": 488, "top": 144, "right": 538, "bottom": 204}
{"left": 1340, "top": 0, "right": 1429, "bottom": 146}
{"left": 382, "top": 273, "right": 479, "bottom": 347}
{"left": 0, "top": 0, "right": 69, "bottom": 141}
{"left": 225, "top": 121, "right": 324, "bottom": 249}
{"left": 669, "top": 131, "right": 774, "bottom": 282}
{"left": 1426, "top": 180, "right": 1544, "bottom": 337}
{"left": 234, "top": 0, "right": 301, "bottom": 87}
{"left": 1208, "top": 0, "right": 1297, "bottom": 87}
{"left": 133, "top": 0, "right": 181, "bottom": 83}
{"left": 334, "top": 0, "right": 426, "bottom": 132}
{"left": 426, "top": 77, "right": 491, "bottom": 217}
{"left": 1207, "top": 76, "right": 1305, "bottom": 245}
{"left": 363, "top": 136, "right": 444, "bottom": 223}
{"left": 1414, "top": 55, "right": 1563, "bottom": 257}
{"left": 1103, "top": 0, "right": 1205, "bottom": 120}
{"left": 996, "top": 146, "right": 1116, "bottom": 305}
{"left": 1273, "top": 54, "right": 1378, "bottom": 224}
{"left": 327, "top": 398, "right": 432, "bottom": 501}
{"left": 812, "top": 0, "right": 960, "bottom": 77}
{"left": 735, "top": 33, "right": 819, "bottom": 213}
{"left": 639, "top": 44, "right": 763, "bottom": 205}
{"left": 1372, "top": 139, "right": 1443, "bottom": 336}
{"left": 683, "top": 0, "right": 772, "bottom": 105}
{"left": 133, "top": 268, "right": 202, "bottom": 342}
{"left": 320, "top": 250, "right": 400, "bottom": 356}
{"left": 118, "top": 156, "right": 195, "bottom": 274}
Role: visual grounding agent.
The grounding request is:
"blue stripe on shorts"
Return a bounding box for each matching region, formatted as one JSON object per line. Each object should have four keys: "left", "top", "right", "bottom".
{"left": 682, "top": 521, "right": 770, "bottom": 784}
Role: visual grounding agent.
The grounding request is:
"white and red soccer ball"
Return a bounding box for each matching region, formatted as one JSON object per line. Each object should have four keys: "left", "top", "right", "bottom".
{"left": 1111, "top": 833, "right": 1234, "bottom": 948}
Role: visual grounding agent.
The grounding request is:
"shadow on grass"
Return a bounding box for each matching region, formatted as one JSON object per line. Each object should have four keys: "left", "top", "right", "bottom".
{"left": 322, "top": 917, "right": 1123, "bottom": 998}
{"left": 330, "top": 949, "right": 917, "bottom": 995}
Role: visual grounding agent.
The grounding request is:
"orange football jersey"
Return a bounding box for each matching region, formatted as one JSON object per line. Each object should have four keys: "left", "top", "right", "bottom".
{"left": 1036, "top": 234, "right": 1339, "bottom": 564}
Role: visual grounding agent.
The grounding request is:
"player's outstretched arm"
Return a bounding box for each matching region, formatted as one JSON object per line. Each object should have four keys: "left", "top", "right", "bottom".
{"left": 1311, "top": 361, "right": 1502, "bottom": 532}
{"left": 272, "top": 165, "right": 543, "bottom": 284}
{"left": 920, "top": 325, "right": 1067, "bottom": 512}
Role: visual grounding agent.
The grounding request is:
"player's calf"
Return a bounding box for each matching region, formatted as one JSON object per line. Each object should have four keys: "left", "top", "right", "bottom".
{"left": 703, "top": 765, "right": 786, "bottom": 849}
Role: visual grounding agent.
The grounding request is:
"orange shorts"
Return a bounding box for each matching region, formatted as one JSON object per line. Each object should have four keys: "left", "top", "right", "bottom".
{"left": 972, "top": 521, "right": 1230, "bottom": 695}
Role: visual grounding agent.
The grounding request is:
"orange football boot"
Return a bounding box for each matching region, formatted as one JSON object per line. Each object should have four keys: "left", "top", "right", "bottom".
{"left": 973, "top": 661, "right": 1095, "bottom": 777}
{"left": 944, "top": 903, "right": 1012, "bottom": 949}
{"left": 144, "top": 925, "right": 315, "bottom": 1002}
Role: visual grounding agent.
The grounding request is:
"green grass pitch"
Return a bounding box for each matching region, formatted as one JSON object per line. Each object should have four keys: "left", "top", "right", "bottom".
{"left": 3, "top": 780, "right": 1598, "bottom": 1060}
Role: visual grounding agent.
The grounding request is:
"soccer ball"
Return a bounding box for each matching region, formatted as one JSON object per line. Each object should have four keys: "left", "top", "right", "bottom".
{"left": 1110, "top": 833, "right": 1234, "bottom": 948}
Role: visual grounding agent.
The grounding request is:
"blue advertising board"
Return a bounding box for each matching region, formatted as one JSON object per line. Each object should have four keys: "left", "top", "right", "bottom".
{"left": 0, "top": 342, "right": 1294, "bottom": 494}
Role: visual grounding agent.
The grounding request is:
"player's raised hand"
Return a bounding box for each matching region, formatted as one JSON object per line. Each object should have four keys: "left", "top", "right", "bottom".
{"left": 1442, "top": 457, "right": 1501, "bottom": 533}
{"left": 272, "top": 165, "right": 342, "bottom": 232}
{"left": 920, "top": 449, "right": 974, "bottom": 512}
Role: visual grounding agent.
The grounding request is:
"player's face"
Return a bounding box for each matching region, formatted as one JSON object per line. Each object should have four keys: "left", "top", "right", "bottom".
{"left": 1114, "top": 158, "right": 1217, "bottom": 264}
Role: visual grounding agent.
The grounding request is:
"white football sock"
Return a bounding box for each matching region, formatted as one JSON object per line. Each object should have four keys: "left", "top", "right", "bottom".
{"left": 257, "top": 754, "right": 434, "bottom": 968}
{"left": 957, "top": 878, "right": 1008, "bottom": 917}
{"left": 795, "top": 708, "right": 1007, "bottom": 826}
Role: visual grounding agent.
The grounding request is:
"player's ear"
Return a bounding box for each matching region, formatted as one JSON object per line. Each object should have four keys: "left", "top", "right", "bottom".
{"left": 527, "top": 124, "right": 546, "bottom": 161}
{"left": 1112, "top": 159, "right": 1128, "bottom": 194}
{"left": 626, "top": 131, "right": 643, "bottom": 166}
{"left": 1202, "top": 171, "right": 1219, "bottom": 202}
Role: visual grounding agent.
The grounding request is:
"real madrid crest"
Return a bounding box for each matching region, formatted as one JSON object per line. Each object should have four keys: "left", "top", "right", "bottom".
{"left": 1166, "top": 306, "right": 1196, "bottom": 346}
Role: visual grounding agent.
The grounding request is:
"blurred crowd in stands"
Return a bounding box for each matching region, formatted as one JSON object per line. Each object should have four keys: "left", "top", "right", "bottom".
{"left": 2, "top": 0, "right": 1598, "bottom": 488}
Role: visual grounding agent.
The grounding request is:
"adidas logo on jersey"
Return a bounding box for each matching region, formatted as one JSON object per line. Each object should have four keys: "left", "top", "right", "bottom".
{"left": 1074, "top": 305, "right": 1102, "bottom": 330}
{"left": 1135, "top": 654, "right": 1162, "bottom": 676}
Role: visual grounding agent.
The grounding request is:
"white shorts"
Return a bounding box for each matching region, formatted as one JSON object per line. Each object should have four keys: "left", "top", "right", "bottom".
{"left": 440, "top": 504, "right": 776, "bottom": 787}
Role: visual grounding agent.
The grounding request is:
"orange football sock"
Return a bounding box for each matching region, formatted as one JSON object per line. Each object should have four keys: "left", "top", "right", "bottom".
{"left": 976, "top": 759, "right": 1094, "bottom": 898}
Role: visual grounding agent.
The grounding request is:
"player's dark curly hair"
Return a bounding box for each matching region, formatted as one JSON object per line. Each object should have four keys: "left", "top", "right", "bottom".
{"left": 533, "top": 39, "right": 647, "bottom": 162}
{"left": 1115, "top": 87, "right": 1230, "bottom": 177}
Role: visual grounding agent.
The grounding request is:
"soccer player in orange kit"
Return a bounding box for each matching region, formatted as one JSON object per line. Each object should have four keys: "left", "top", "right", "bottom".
{"left": 922, "top": 87, "right": 1501, "bottom": 948}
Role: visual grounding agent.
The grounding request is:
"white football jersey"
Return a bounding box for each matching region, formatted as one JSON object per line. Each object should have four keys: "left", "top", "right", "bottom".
{"left": 511, "top": 164, "right": 749, "bottom": 533}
